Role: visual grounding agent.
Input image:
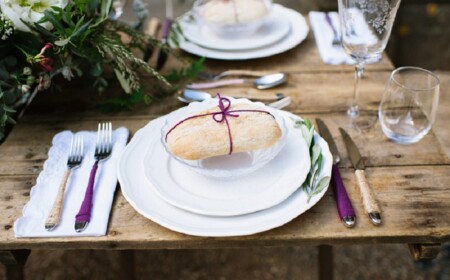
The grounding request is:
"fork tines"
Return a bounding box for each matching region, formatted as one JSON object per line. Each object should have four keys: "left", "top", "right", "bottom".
{"left": 68, "top": 135, "right": 84, "bottom": 167}
{"left": 95, "top": 122, "right": 113, "bottom": 158}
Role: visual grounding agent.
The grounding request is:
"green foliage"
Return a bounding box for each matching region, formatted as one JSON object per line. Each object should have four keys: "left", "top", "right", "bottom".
{"left": 295, "top": 118, "right": 331, "bottom": 202}
{"left": 0, "top": 0, "right": 201, "bottom": 141}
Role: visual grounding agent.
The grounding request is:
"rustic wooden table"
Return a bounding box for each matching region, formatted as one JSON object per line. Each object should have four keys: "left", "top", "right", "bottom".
{"left": 1, "top": 27, "right": 449, "bottom": 280}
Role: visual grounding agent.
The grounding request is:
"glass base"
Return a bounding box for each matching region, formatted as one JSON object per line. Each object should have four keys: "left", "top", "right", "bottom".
{"left": 347, "top": 105, "right": 360, "bottom": 118}
{"left": 347, "top": 110, "right": 378, "bottom": 132}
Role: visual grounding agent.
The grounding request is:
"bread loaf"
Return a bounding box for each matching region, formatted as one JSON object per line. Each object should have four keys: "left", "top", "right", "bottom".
{"left": 165, "top": 103, "right": 281, "bottom": 160}
{"left": 200, "top": 0, "right": 269, "bottom": 24}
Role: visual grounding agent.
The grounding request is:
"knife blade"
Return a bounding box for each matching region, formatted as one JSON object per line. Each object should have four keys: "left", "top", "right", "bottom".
{"left": 316, "top": 119, "right": 356, "bottom": 228}
{"left": 156, "top": 0, "right": 173, "bottom": 70}
{"left": 339, "top": 127, "right": 382, "bottom": 226}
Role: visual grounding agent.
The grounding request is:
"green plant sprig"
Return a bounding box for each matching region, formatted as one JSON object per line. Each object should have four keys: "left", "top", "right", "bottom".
{"left": 294, "top": 118, "right": 331, "bottom": 203}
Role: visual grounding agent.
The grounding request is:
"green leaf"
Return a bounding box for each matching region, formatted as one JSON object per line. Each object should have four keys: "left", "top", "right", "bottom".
{"left": 6, "top": 115, "right": 16, "bottom": 125}
{"left": 43, "top": 10, "right": 66, "bottom": 36}
{"left": 2, "top": 106, "right": 16, "bottom": 113}
{"left": 71, "top": 18, "right": 92, "bottom": 39}
{"left": 30, "top": 22, "right": 58, "bottom": 39}
{"left": 303, "top": 118, "right": 313, "bottom": 130}
{"left": 312, "top": 176, "right": 331, "bottom": 195}
{"left": 114, "top": 69, "right": 131, "bottom": 94}
{"left": 311, "top": 143, "right": 321, "bottom": 167}
{"left": 54, "top": 38, "right": 71, "bottom": 47}
{"left": 300, "top": 125, "right": 313, "bottom": 148}
{"left": 101, "top": 0, "right": 113, "bottom": 19}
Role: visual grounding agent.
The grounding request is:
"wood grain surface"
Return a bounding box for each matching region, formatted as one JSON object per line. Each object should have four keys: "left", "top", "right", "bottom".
{"left": 1, "top": 25, "right": 449, "bottom": 250}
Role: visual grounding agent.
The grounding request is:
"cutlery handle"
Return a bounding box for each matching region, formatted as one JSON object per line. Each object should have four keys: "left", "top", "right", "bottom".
{"left": 331, "top": 164, "right": 356, "bottom": 223}
{"left": 146, "top": 17, "right": 160, "bottom": 37}
{"left": 187, "top": 79, "right": 246, "bottom": 90}
{"left": 161, "top": 18, "right": 172, "bottom": 41}
{"left": 45, "top": 169, "right": 71, "bottom": 229}
{"left": 214, "top": 70, "right": 271, "bottom": 80}
{"left": 325, "top": 13, "right": 339, "bottom": 37}
{"left": 143, "top": 17, "right": 160, "bottom": 61}
{"left": 75, "top": 162, "right": 98, "bottom": 223}
{"left": 355, "top": 169, "right": 382, "bottom": 225}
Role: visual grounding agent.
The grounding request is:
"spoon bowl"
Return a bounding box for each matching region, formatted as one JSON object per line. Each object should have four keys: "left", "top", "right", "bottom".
{"left": 254, "top": 73, "right": 287, "bottom": 89}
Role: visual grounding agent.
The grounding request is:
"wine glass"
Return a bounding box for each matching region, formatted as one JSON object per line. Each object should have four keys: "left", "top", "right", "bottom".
{"left": 338, "top": 0, "right": 401, "bottom": 128}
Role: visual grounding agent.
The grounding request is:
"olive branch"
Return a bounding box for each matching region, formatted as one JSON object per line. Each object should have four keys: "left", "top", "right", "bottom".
{"left": 294, "top": 118, "right": 331, "bottom": 203}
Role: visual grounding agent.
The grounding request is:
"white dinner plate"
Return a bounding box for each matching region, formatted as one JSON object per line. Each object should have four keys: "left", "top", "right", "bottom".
{"left": 181, "top": 9, "right": 291, "bottom": 51}
{"left": 118, "top": 111, "right": 332, "bottom": 237}
{"left": 179, "top": 4, "right": 309, "bottom": 60}
{"left": 143, "top": 108, "right": 310, "bottom": 217}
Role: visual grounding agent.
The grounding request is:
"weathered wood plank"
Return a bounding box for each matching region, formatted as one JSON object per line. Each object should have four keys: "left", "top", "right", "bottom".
{"left": 1, "top": 166, "right": 449, "bottom": 250}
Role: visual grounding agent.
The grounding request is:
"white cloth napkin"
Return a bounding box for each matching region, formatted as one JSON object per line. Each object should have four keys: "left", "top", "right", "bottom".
{"left": 309, "top": 11, "right": 355, "bottom": 65}
{"left": 14, "top": 127, "right": 129, "bottom": 238}
{"left": 309, "top": 11, "right": 382, "bottom": 65}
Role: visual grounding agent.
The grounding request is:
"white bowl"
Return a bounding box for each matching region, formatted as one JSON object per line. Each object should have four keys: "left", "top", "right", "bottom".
{"left": 161, "top": 97, "right": 287, "bottom": 179}
{"left": 193, "top": 0, "right": 272, "bottom": 38}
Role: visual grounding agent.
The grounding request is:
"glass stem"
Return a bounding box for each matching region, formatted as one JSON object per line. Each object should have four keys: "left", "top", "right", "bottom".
{"left": 348, "top": 62, "right": 365, "bottom": 118}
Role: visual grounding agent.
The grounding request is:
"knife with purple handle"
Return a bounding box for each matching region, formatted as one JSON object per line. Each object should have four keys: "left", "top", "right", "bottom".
{"left": 156, "top": 0, "right": 173, "bottom": 70}
{"left": 316, "top": 119, "right": 356, "bottom": 227}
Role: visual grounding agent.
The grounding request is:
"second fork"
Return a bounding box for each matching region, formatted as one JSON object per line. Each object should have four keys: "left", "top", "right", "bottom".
{"left": 45, "top": 134, "right": 84, "bottom": 231}
{"left": 75, "top": 123, "right": 113, "bottom": 232}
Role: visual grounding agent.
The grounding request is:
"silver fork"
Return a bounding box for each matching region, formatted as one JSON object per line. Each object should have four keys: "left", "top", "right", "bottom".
{"left": 45, "top": 134, "right": 84, "bottom": 231}
{"left": 325, "top": 13, "right": 341, "bottom": 46}
{"left": 75, "top": 123, "right": 113, "bottom": 232}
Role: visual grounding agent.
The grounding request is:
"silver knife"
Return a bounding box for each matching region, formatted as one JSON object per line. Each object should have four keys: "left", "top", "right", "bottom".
{"left": 316, "top": 119, "right": 356, "bottom": 228}
{"left": 339, "top": 128, "right": 381, "bottom": 225}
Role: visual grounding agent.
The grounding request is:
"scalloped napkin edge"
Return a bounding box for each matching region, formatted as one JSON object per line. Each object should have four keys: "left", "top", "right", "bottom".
{"left": 14, "top": 127, "right": 129, "bottom": 238}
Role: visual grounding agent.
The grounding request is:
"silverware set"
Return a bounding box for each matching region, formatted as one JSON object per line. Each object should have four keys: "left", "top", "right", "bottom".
{"left": 45, "top": 122, "right": 114, "bottom": 233}
{"left": 316, "top": 119, "right": 382, "bottom": 227}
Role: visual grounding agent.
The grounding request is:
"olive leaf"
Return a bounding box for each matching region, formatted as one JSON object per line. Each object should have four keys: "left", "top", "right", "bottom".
{"left": 294, "top": 118, "right": 330, "bottom": 203}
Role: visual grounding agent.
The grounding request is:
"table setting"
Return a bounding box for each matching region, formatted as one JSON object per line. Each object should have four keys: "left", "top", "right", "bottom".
{"left": 6, "top": 0, "right": 447, "bottom": 248}
{"left": 178, "top": 2, "right": 309, "bottom": 60}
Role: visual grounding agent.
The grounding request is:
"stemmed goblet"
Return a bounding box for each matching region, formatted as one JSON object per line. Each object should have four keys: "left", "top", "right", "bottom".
{"left": 338, "top": 0, "right": 401, "bottom": 128}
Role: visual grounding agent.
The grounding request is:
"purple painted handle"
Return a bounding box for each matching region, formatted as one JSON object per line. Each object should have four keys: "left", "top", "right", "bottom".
{"left": 187, "top": 79, "right": 246, "bottom": 90}
{"left": 161, "top": 18, "right": 172, "bottom": 40}
{"left": 75, "top": 162, "right": 98, "bottom": 223}
{"left": 331, "top": 164, "right": 356, "bottom": 218}
{"left": 325, "top": 13, "right": 339, "bottom": 37}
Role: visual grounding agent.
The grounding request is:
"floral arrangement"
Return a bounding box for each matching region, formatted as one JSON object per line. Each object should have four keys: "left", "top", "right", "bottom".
{"left": 0, "top": 0, "right": 199, "bottom": 140}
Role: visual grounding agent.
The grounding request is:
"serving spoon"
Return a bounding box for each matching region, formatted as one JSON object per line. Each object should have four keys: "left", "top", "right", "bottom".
{"left": 186, "top": 73, "right": 288, "bottom": 90}
{"left": 177, "top": 89, "right": 291, "bottom": 110}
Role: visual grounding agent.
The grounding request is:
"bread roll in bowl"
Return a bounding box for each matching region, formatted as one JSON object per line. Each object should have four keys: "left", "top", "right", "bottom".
{"left": 161, "top": 97, "right": 287, "bottom": 179}
{"left": 165, "top": 102, "right": 281, "bottom": 160}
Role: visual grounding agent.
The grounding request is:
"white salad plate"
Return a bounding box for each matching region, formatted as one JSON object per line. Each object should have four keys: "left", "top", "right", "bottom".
{"left": 118, "top": 111, "right": 332, "bottom": 237}
{"left": 179, "top": 4, "right": 309, "bottom": 60}
{"left": 143, "top": 105, "right": 310, "bottom": 217}
{"left": 181, "top": 9, "right": 291, "bottom": 51}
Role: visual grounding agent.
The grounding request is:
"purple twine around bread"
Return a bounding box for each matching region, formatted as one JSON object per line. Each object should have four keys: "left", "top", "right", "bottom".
{"left": 165, "top": 94, "right": 275, "bottom": 155}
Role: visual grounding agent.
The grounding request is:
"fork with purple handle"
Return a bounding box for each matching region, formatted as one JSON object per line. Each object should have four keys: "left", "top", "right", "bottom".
{"left": 75, "top": 122, "right": 113, "bottom": 232}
